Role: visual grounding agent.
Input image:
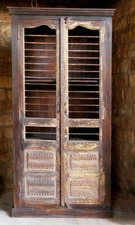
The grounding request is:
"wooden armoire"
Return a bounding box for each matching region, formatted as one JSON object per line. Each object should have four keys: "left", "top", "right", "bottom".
{"left": 8, "top": 7, "right": 115, "bottom": 217}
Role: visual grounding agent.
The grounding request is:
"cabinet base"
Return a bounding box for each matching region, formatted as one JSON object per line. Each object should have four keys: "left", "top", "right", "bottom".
{"left": 12, "top": 206, "right": 113, "bottom": 218}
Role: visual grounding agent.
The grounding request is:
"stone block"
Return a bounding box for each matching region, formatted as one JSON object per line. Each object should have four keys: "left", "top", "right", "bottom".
{"left": 123, "top": 130, "right": 134, "bottom": 144}
{"left": 0, "top": 62, "right": 12, "bottom": 77}
{"left": 121, "top": 75, "right": 129, "bottom": 86}
{"left": 114, "top": 117, "right": 134, "bottom": 129}
{"left": 4, "top": 127, "right": 13, "bottom": 139}
{"left": 0, "top": 115, "right": 12, "bottom": 126}
{"left": 0, "top": 89, "right": 6, "bottom": 101}
{"left": 118, "top": 102, "right": 132, "bottom": 116}
{"left": 114, "top": 87, "right": 122, "bottom": 103}
{"left": 0, "top": 138, "right": 7, "bottom": 152}
{"left": 120, "top": 59, "right": 129, "bottom": 73}
{"left": 7, "top": 139, "right": 13, "bottom": 151}
{"left": 0, "top": 76, "right": 12, "bottom": 88}
{"left": 0, "top": 23, "right": 11, "bottom": 47}
{"left": 0, "top": 101, "right": 12, "bottom": 113}
{"left": 0, "top": 151, "right": 12, "bottom": 164}
{"left": 113, "top": 127, "right": 123, "bottom": 142}
{"left": 114, "top": 76, "right": 129, "bottom": 88}
{"left": 120, "top": 145, "right": 129, "bottom": 169}
{"left": 132, "top": 103, "right": 135, "bottom": 116}
{"left": 0, "top": 164, "right": 13, "bottom": 189}
{"left": 131, "top": 88, "right": 135, "bottom": 102}
{"left": 129, "top": 73, "right": 135, "bottom": 87}
{"left": 0, "top": 130, "right": 2, "bottom": 138}
{"left": 0, "top": 137, "right": 12, "bottom": 165}
{"left": 7, "top": 90, "right": 12, "bottom": 100}
{"left": 128, "top": 44, "right": 135, "bottom": 58}
{"left": 132, "top": 147, "right": 135, "bottom": 167}
{"left": 0, "top": 49, "right": 11, "bottom": 63}
{"left": 113, "top": 117, "right": 122, "bottom": 128}
{"left": 121, "top": 89, "right": 131, "bottom": 102}
{"left": 131, "top": 59, "right": 135, "bottom": 71}
{"left": 0, "top": 12, "right": 10, "bottom": 22}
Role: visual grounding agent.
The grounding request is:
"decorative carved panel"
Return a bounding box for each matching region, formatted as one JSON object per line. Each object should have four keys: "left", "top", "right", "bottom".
{"left": 68, "top": 152, "right": 98, "bottom": 172}
{"left": 25, "top": 150, "right": 56, "bottom": 171}
{"left": 26, "top": 178, "right": 56, "bottom": 198}
{"left": 68, "top": 177, "right": 98, "bottom": 199}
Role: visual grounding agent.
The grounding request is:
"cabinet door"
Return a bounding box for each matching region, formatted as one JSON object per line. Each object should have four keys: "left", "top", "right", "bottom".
{"left": 62, "top": 19, "right": 111, "bottom": 207}
{"left": 17, "top": 20, "right": 60, "bottom": 205}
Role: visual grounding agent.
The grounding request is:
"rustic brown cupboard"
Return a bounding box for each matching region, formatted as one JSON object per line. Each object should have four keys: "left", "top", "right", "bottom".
{"left": 8, "top": 7, "right": 115, "bottom": 217}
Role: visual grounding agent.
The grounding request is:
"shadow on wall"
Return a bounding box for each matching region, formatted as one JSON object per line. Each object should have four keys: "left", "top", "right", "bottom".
{"left": 0, "top": 137, "right": 13, "bottom": 191}
{"left": 0, "top": 4, "right": 13, "bottom": 190}
{"left": 0, "top": 175, "right": 5, "bottom": 194}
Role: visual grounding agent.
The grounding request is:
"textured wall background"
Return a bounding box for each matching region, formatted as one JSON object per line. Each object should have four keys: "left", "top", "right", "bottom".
{"left": 0, "top": 0, "right": 135, "bottom": 210}
{"left": 0, "top": 3, "right": 12, "bottom": 190}
{"left": 112, "top": 0, "right": 135, "bottom": 196}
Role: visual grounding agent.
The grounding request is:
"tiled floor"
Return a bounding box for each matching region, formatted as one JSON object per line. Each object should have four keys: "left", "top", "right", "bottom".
{"left": 0, "top": 190, "right": 135, "bottom": 225}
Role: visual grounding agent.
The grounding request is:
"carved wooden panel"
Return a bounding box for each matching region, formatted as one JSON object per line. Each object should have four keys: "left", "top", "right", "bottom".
{"left": 25, "top": 178, "right": 56, "bottom": 198}
{"left": 68, "top": 152, "right": 98, "bottom": 172}
{"left": 68, "top": 177, "right": 98, "bottom": 199}
{"left": 25, "top": 150, "right": 56, "bottom": 171}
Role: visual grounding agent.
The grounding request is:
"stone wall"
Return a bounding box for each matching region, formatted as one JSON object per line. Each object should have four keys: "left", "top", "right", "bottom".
{"left": 112, "top": 0, "right": 135, "bottom": 196}
{"left": 0, "top": 3, "right": 12, "bottom": 190}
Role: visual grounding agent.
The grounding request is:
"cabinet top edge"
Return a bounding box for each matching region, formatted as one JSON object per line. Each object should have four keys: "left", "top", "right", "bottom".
{"left": 7, "top": 7, "right": 115, "bottom": 17}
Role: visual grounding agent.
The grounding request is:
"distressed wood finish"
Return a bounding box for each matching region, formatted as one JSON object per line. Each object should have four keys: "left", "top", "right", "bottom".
{"left": 9, "top": 7, "right": 115, "bottom": 217}
{"left": 8, "top": 7, "right": 115, "bottom": 17}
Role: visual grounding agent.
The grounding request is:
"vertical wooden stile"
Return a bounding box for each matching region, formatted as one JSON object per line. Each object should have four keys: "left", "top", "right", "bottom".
{"left": 100, "top": 18, "right": 112, "bottom": 207}
{"left": 60, "top": 17, "right": 65, "bottom": 206}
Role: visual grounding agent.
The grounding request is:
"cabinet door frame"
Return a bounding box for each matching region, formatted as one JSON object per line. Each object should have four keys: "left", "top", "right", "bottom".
{"left": 13, "top": 18, "right": 61, "bottom": 206}
{"left": 60, "top": 17, "right": 112, "bottom": 208}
